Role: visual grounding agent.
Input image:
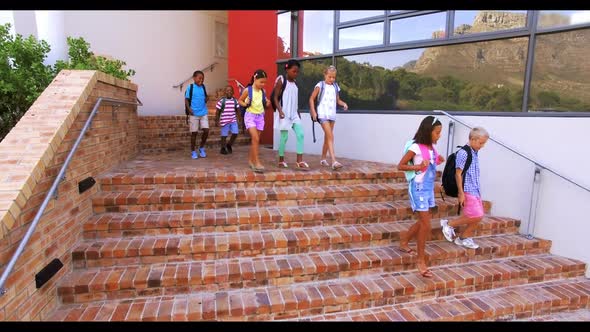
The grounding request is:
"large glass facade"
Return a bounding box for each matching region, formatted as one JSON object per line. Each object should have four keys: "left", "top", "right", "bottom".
{"left": 300, "top": 11, "right": 334, "bottom": 57}
{"left": 277, "top": 10, "right": 590, "bottom": 113}
{"left": 277, "top": 12, "right": 291, "bottom": 59}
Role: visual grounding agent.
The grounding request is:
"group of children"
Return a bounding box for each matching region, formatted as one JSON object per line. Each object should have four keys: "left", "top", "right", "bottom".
{"left": 184, "top": 62, "right": 347, "bottom": 172}
{"left": 184, "top": 62, "right": 490, "bottom": 279}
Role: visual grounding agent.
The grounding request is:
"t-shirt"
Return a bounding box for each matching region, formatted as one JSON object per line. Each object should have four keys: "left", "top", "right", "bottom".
{"left": 184, "top": 83, "right": 207, "bottom": 117}
{"left": 246, "top": 88, "right": 265, "bottom": 115}
{"left": 216, "top": 98, "right": 238, "bottom": 126}
{"left": 409, "top": 143, "right": 435, "bottom": 183}
{"left": 315, "top": 82, "right": 337, "bottom": 120}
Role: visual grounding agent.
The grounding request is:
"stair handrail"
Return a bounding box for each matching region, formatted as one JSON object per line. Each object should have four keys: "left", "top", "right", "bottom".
{"left": 434, "top": 110, "right": 590, "bottom": 194}
{"left": 227, "top": 78, "right": 247, "bottom": 92}
{"left": 173, "top": 62, "right": 219, "bottom": 91}
{"left": 434, "top": 109, "right": 590, "bottom": 240}
{"left": 0, "top": 97, "right": 143, "bottom": 297}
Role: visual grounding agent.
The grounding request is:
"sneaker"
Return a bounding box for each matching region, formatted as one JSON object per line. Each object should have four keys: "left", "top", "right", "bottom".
{"left": 226, "top": 145, "right": 233, "bottom": 154}
{"left": 440, "top": 219, "right": 455, "bottom": 242}
{"left": 454, "top": 237, "right": 479, "bottom": 249}
{"left": 199, "top": 147, "right": 207, "bottom": 158}
{"left": 191, "top": 151, "right": 198, "bottom": 159}
{"left": 220, "top": 146, "right": 228, "bottom": 155}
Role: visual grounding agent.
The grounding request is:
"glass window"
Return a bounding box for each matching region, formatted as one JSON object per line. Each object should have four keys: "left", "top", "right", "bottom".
{"left": 538, "top": 11, "right": 590, "bottom": 29}
{"left": 283, "top": 58, "right": 334, "bottom": 109}
{"left": 338, "top": 22, "right": 384, "bottom": 50}
{"left": 300, "top": 11, "right": 334, "bottom": 57}
{"left": 453, "top": 11, "right": 527, "bottom": 36}
{"left": 339, "top": 10, "right": 384, "bottom": 23}
{"left": 390, "top": 12, "right": 447, "bottom": 44}
{"left": 528, "top": 29, "right": 590, "bottom": 112}
{"left": 277, "top": 12, "right": 291, "bottom": 59}
{"left": 334, "top": 37, "right": 528, "bottom": 111}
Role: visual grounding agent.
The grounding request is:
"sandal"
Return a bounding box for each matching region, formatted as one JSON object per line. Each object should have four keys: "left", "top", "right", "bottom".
{"left": 331, "top": 161, "right": 343, "bottom": 170}
{"left": 277, "top": 161, "right": 288, "bottom": 168}
{"left": 296, "top": 161, "right": 310, "bottom": 171}
{"left": 320, "top": 159, "right": 329, "bottom": 167}
{"left": 417, "top": 263, "right": 434, "bottom": 278}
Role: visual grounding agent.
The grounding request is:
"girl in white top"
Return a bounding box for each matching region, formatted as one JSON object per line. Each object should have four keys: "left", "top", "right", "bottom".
{"left": 273, "top": 59, "right": 309, "bottom": 170}
{"left": 309, "top": 65, "right": 349, "bottom": 170}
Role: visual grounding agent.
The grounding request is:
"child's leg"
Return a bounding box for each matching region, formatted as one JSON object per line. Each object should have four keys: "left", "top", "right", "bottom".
{"left": 255, "top": 130, "right": 264, "bottom": 166}
{"left": 248, "top": 127, "right": 260, "bottom": 166}
{"left": 293, "top": 123, "right": 304, "bottom": 163}
{"left": 321, "top": 121, "right": 337, "bottom": 164}
{"left": 449, "top": 193, "right": 484, "bottom": 239}
{"left": 191, "top": 132, "right": 198, "bottom": 152}
{"left": 400, "top": 221, "right": 420, "bottom": 250}
{"left": 321, "top": 123, "right": 329, "bottom": 160}
{"left": 199, "top": 128, "right": 209, "bottom": 148}
{"left": 278, "top": 130, "right": 289, "bottom": 162}
{"left": 220, "top": 135, "right": 227, "bottom": 148}
{"left": 415, "top": 210, "right": 432, "bottom": 269}
{"left": 228, "top": 134, "right": 237, "bottom": 147}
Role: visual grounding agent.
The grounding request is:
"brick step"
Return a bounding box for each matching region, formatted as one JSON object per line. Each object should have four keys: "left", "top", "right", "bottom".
{"left": 139, "top": 136, "right": 251, "bottom": 154}
{"left": 84, "top": 200, "right": 487, "bottom": 239}
{"left": 98, "top": 163, "right": 406, "bottom": 192}
{"left": 74, "top": 216, "right": 518, "bottom": 268}
{"left": 519, "top": 307, "right": 590, "bottom": 321}
{"left": 62, "top": 233, "right": 550, "bottom": 303}
{"left": 50, "top": 256, "right": 587, "bottom": 320}
{"left": 299, "top": 277, "right": 590, "bottom": 321}
{"left": 140, "top": 127, "right": 247, "bottom": 137}
{"left": 91, "top": 183, "right": 454, "bottom": 213}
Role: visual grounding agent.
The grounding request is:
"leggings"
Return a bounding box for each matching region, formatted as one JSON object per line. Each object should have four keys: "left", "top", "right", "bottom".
{"left": 278, "top": 122, "right": 304, "bottom": 157}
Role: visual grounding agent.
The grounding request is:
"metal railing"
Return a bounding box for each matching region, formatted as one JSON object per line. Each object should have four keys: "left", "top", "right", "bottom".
{"left": 172, "top": 62, "right": 219, "bottom": 91}
{"left": 434, "top": 110, "right": 590, "bottom": 239}
{"left": 227, "top": 78, "right": 246, "bottom": 92}
{"left": 0, "top": 97, "right": 142, "bottom": 296}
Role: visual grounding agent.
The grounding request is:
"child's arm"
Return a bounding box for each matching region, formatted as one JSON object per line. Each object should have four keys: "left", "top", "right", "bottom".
{"left": 272, "top": 78, "right": 284, "bottom": 118}
{"left": 437, "top": 154, "right": 445, "bottom": 164}
{"left": 215, "top": 107, "right": 222, "bottom": 127}
{"left": 336, "top": 94, "right": 348, "bottom": 111}
{"left": 238, "top": 89, "right": 249, "bottom": 107}
{"left": 308, "top": 86, "right": 320, "bottom": 120}
{"left": 265, "top": 89, "right": 271, "bottom": 108}
{"left": 185, "top": 98, "right": 193, "bottom": 115}
{"left": 455, "top": 168, "right": 465, "bottom": 205}
{"left": 234, "top": 103, "right": 242, "bottom": 125}
{"left": 397, "top": 150, "right": 429, "bottom": 172}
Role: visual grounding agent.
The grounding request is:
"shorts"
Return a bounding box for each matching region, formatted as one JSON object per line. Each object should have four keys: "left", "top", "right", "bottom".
{"left": 318, "top": 118, "right": 335, "bottom": 125}
{"left": 244, "top": 112, "right": 264, "bottom": 131}
{"left": 189, "top": 115, "right": 209, "bottom": 132}
{"left": 463, "top": 192, "right": 484, "bottom": 218}
{"left": 220, "top": 122, "right": 239, "bottom": 136}
{"left": 409, "top": 181, "right": 436, "bottom": 212}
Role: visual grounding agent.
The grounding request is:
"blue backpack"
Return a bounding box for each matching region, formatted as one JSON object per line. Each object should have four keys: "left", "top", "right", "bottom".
{"left": 239, "top": 85, "right": 267, "bottom": 117}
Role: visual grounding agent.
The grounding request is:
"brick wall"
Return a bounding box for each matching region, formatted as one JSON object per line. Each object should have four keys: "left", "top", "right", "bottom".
{"left": 0, "top": 70, "right": 139, "bottom": 320}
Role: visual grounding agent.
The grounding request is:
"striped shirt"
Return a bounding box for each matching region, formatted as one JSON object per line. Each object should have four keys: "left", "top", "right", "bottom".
{"left": 455, "top": 146, "right": 481, "bottom": 196}
{"left": 216, "top": 98, "right": 238, "bottom": 126}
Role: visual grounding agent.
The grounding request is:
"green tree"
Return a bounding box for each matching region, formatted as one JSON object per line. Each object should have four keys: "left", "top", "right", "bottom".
{"left": 0, "top": 23, "right": 55, "bottom": 141}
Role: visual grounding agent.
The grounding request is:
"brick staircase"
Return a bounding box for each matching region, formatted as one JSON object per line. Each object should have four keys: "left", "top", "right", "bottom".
{"left": 46, "top": 148, "right": 590, "bottom": 321}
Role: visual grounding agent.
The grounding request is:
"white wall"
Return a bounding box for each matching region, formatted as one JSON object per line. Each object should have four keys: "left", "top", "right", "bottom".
{"left": 35, "top": 11, "right": 67, "bottom": 66}
{"left": 0, "top": 11, "right": 15, "bottom": 35}
{"left": 61, "top": 11, "right": 228, "bottom": 116}
{"left": 274, "top": 112, "right": 590, "bottom": 276}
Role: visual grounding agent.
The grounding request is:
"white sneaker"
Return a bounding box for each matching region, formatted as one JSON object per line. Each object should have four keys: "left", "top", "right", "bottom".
{"left": 440, "top": 219, "right": 455, "bottom": 242}
{"left": 454, "top": 237, "right": 479, "bottom": 249}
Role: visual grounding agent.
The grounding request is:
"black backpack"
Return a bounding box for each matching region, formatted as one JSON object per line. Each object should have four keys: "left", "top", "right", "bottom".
{"left": 441, "top": 145, "right": 473, "bottom": 198}
{"left": 270, "top": 74, "right": 292, "bottom": 112}
{"left": 185, "top": 83, "right": 208, "bottom": 116}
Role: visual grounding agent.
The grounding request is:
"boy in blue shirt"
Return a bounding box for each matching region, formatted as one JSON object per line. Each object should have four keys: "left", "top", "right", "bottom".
{"left": 184, "top": 70, "right": 210, "bottom": 159}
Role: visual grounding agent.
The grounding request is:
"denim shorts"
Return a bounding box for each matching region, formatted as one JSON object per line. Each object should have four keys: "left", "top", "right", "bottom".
{"left": 409, "top": 181, "right": 436, "bottom": 212}
{"left": 220, "top": 122, "right": 239, "bottom": 136}
{"left": 318, "top": 118, "right": 335, "bottom": 125}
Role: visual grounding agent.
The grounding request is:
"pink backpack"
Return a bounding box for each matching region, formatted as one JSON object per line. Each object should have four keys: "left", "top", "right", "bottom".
{"left": 416, "top": 143, "right": 438, "bottom": 173}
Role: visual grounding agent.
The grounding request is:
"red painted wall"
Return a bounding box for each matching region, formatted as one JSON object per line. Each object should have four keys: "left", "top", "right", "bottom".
{"left": 228, "top": 10, "right": 277, "bottom": 145}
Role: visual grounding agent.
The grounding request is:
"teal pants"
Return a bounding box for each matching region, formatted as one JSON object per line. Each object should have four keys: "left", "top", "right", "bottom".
{"left": 278, "top": 122, "right": 304, "bottom": 156}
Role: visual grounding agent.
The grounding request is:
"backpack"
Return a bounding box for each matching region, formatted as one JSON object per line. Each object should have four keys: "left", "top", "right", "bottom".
{"left": 185, "top": 83, "right": 208, "bottom": 116}
{"left": 270, "top": 74, "right": 293, "bottom": 112}
{"left": 441, "top": 145, "right": 473, "bottom": 197}
{"left": 315, "top": 81, "right": 340, "bottom": 108}
{"left": 402, "top": 139, "right": 439, "bottom": 182}
{"left": 239, "top": 85, "right": 267, "bottom": 116}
